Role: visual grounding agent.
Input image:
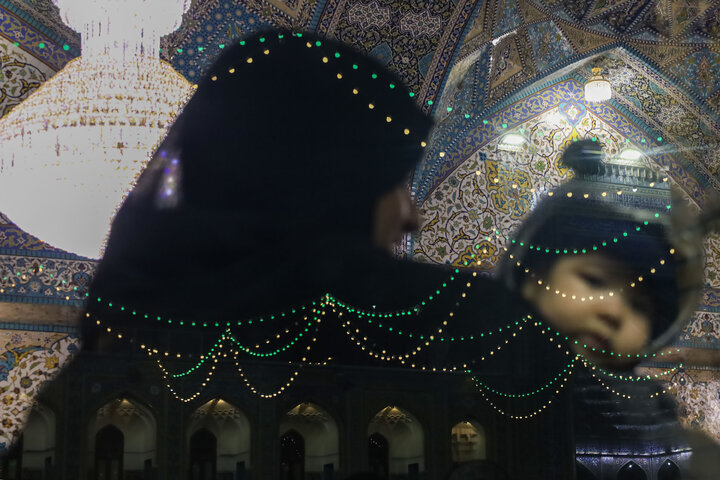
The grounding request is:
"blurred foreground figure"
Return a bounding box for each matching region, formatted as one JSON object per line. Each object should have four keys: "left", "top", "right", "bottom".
{"left": 52, "top": 32, "right": 719, "bottom": 479}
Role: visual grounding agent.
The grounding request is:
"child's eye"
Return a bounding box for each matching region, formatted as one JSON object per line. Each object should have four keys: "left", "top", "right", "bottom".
{"left": 581, "top": 273, "right": 606, "bottom": 287}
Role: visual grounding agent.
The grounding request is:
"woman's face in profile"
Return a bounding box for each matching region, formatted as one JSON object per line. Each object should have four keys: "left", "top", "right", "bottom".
{"left": 373, "top": 186, "right": 419, "bottom": 252}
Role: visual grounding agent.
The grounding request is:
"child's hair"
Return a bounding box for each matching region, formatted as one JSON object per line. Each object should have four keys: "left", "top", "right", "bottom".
{"left": 503, "top": 139, "right": 680, "bottom": 341}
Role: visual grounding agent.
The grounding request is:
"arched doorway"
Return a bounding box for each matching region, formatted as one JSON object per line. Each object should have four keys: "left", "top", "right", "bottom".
{"left": 618, "top": 462, "right": 647, "bottom": 480}
{"left": 368, "top": 432, "right": 389, "bottom": 479}
{"left": 368, "top": 406, "right": 425, "bottom": 477}
{"left": 280, "top": 430, "right": 304, "bottom": 480}
{"left": 22, "top": 403, "right": 56, "bottom": 479}
{"left": 189, "top": 429, "right": 217, "bottom": 480}
{"left": 280, "top": 403, "right": 339, "bottom": 479}
{"left": 95, "top": 425, "right": 124, "bottom": 480}
{"left": 188, "top": 399, "right": 251, "bottom": 479}
{"left": 658, "top": 460, "right": 682, "bottom": 480}
{"left": 576, "top": 460, "right": 596, "bottom": 480}
{"left": 451, "top": 421, "right": 486, "bottom": 463}
{"left": 89, "top": 398, "right": 156, "bottom": 479}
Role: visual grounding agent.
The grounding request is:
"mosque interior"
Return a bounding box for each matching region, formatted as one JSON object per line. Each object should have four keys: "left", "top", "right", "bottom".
{"left": 0, "top": 0, "right": 719, "bottom": 479}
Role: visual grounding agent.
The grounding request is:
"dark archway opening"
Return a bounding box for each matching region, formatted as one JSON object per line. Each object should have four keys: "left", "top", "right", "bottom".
{"left": 368, "top": 432, "right": 389, "bottom": 480}
{"left": 280, "top": 430, "right": 304, "bottom": 480}
{"left": 618, "top": 462, "right": 647, "bottom": 480}
{"left": 189, "top": 428, "right": 217, "bottom": 480}
{"left": 576, "top": 460, "right": 596, "bottom": 480}
{"left": 95, "top": 425, "right": 124, "bottom": 480}
{"left": 658, "top": 460, "right": 682, "bottom": 480}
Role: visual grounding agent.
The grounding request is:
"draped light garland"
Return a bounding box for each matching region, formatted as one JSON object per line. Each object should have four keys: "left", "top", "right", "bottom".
{"left": 58, "top": 32, "right": 687, "bottom": 414}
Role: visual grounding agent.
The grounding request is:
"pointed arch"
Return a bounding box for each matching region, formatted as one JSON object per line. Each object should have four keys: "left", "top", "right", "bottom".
{"left": 576, "top": 460, "right": 597, "bottom": 480}
{"left": 89, "top": 397, "right": 157, "bottom": 478}
{"left": 451, "top": 420, "right": 486, "bottom": 463}
{"left": 618, "top": 461, "right": 647, "bottom": 480}
{"left": 658, "top": 460, "right": 682, "bottom": 480}
{"left": 21, "top": 402, "right": 56, "bottom": 474}
{"left": 368, "top": 406, "right": 425, "bottom": 475}
{"left": 280, "top": 402, "right": 339, "bottom": 475}
{"left": 187, "top": 398, "right": 251, "bottom": 475}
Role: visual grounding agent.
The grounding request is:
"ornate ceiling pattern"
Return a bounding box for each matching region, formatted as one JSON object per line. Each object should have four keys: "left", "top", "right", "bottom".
{"left": 414, "top": 48, "right": 720, "bottom": 208}
{"left": 458, "top": 0, "right": 720, "bottom": 117}
{"left": 0, "top": 0, "right": 719, "bottom": 452}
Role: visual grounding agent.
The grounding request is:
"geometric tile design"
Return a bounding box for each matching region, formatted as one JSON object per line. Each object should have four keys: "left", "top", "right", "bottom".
{"left": 315, "top": 0, "right": 477, "bottom": 113}
{"left": 526, "top": 20, "right": 575, "bottom": 71}
{"left": 493, "top": 0, "right": 523, "bottom": 37}
{"left": 665, "top": 48, "right": 720, "bottom": 98}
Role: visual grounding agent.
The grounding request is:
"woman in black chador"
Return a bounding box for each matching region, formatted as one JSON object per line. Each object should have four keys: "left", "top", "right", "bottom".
{"left": 81, "top": 31, "right": 719, "bottom": 479}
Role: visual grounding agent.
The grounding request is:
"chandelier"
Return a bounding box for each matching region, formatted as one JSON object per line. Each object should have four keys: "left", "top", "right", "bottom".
{"left": 0, "top": 0, "right": 194, "bottom": 259}
{"left": 584, "top": 67, "right": 612, "bottom": 103}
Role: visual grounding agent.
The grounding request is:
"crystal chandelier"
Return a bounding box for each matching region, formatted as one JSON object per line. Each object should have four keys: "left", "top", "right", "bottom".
{"left": 0, "top": 0, "right": 194, "bottom": 259}
{"left": 584, "top": 67, "right": 612, "bottom": 103}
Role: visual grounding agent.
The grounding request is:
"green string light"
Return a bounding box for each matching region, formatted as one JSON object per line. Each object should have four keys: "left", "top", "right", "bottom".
{"left": 473, "top": 356, "right": 578, "bottom": 398}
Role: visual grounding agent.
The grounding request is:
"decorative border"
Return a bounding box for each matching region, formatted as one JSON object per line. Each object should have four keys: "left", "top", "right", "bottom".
{"left": 0, "top": 321, "right": 79, "bottom": 334}
{"left": 0, "top": 3, "right": 77, "bottom": 71}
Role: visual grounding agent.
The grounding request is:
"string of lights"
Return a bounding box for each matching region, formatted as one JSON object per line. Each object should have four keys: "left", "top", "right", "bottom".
{"left": 325, "top": 270, "right": 459, "bottom": 318}
{"left": 473, "top": 355, "right": 579, "bottom": 398}
{"left": 226, "top": 315, "right": 323, "bottom": 357}
{"left": 510, "top": 251, "right": 672, "bottom": 302}
{"left": 530, "top": 319, "right": 683, "bottom": 361}
{"left": 584, "top": 359, "right": 682, "bottom": 382}
{"left": 473, "top": 365, "right": 576, "bottom": 420}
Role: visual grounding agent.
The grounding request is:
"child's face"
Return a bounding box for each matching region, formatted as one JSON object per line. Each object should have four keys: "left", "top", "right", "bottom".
{"left": 522, "top": 253, "right": 651, "bottom": 363}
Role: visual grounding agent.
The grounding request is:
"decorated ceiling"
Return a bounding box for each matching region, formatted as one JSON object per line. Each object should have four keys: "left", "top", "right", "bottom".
{"left": 1, "top": 0, "right": 720, "bottom": 452}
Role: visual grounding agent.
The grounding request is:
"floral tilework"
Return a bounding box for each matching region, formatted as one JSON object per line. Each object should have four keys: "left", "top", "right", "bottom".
{"left": 0, "top": 254, "right": 95, "bottom": 305}
{"left": 0, "top": 331, "right": 78, "bottom": 452}
{"left": 705, "top": 234, "right": 720, "bottom": 288}
{"left": 0, "top": 36, "right": 54, "bottom": 118}
{"left": 680, "top": 312, "right": 720, "bottom": 345}
{"left": 667, "top": 368, "right": 720, "bottom": 443}
{"left": 414, "top": 105, "right": 642, "bottom": 267}
{"left": 0, "top": 4, "right": 76, "bottom": 72}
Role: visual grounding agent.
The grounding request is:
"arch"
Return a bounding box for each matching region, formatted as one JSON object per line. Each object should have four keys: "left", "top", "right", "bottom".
{"left": 658, "top": 460, "right": 682, "bottom": 480}
{"left": 280, "top": 429, "right": 305, "bottom": 480}
{"left": 368, "top": 432, "right": 389, "bottom": 479}
{"left": 451, "top": 420, "right": 486, "bottom": 463}
{"left": 368, "top": 406, "right": 425, "bottom": 475}
{"left": 22, "top": 403, "right": 56, "bottom": 476}
{"left": 189, "top": 428, "right": 217, "bottom": 480}
{"left": 279, "top": 402, "right": 339, "bottom": 475}
{"left": 576, "top": 460, "right": 597, "bottom": 480}
{"left": 187, "top": 398, "right": 251, "bottom": 475}
{"left": 617, "top": 461, "right": 647, "bottom": 480}
{"left": 95, "top": 425, "right": 124, "bottom": 480}
{"left": 414, "top": 46, "right": 718, "bottom": 210}
{"left": 89, "top": 397, "right": 157, "bottom": 478}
